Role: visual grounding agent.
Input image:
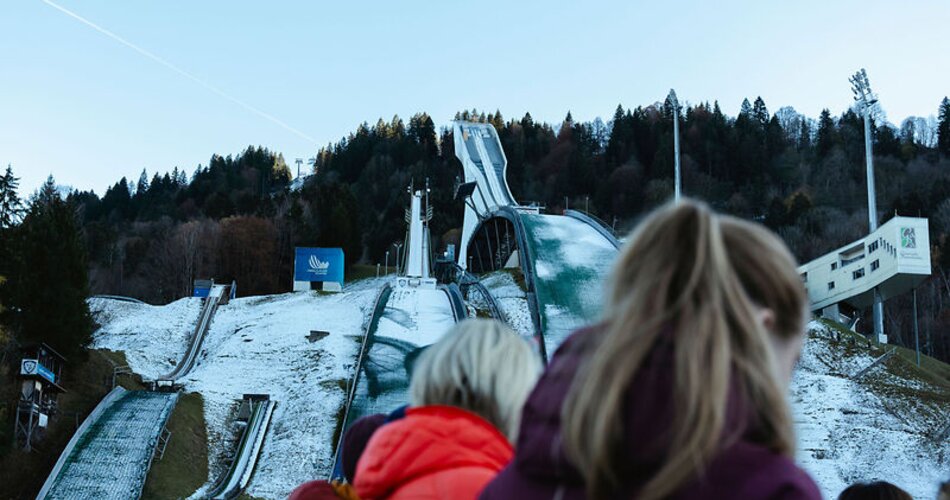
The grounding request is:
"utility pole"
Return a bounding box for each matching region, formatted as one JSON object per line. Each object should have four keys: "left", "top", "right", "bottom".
{"left": 385, "top": 251, "right": 390, "bottom": 276}
{"left": 850, "top": 68, "right": 885, "bottom": 343}
{"left": 669, "top": 89, "right": 682, "bottom": 201}
{"left": 913, "top": 288, "right": 920, "bottom": 366}
{"left": 295, "top": 158, "right": 303, "bottom": 178}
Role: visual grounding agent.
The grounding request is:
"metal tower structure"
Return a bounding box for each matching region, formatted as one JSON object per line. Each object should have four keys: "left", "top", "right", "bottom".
{"left": 850, "top": 68, "right": 886, "bottom": 343}
{"left": 669, "top": 89, "right": 682, "bottom": 201}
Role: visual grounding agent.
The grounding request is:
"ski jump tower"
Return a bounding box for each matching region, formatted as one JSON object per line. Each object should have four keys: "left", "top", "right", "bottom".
{"left": 454, "top": 122, "right": 534, "bottom": 270}
{"left": 397, "top": 185, "right": 437, "bottom": 289}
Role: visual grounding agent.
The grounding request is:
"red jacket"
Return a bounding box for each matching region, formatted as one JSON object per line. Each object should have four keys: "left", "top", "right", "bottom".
{"left": 355, "top": 405, "right": 513, "bottom": 500}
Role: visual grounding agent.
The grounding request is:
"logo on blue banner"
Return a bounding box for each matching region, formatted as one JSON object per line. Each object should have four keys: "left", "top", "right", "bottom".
{"left": 295, "top": 247, "right": 344, "bottom": 284}
{"left": 21, "top": 359, "right": 56, "bottom": 384}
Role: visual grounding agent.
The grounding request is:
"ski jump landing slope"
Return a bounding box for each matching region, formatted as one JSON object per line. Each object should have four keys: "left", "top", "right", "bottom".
{"left": 518, "top": 212, "right": 617, "bottom": 356}
{"left": 38, "top": 388, "right": 178, "bottom": 499}
{"left": 333, "top": 284, "right": 461, "bottom": 473}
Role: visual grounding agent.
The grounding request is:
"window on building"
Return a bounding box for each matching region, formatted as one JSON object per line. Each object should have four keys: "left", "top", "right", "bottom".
{"left": 831, "top": 262, "right": 838, "bottom": 271}
{"left": 828, "top": 281, "right": 835, "bottom": 290}
{"left": 871, "top": 259, "right": 880, "bottom": 271}
{"left": 801, "top": 272, "right": 808, "bottom": 283}
{"left": 853, "top": 268, "right": 865, "bottom": 280}
{"left": 869, "top": 241, "right": 879, "bottom": 253}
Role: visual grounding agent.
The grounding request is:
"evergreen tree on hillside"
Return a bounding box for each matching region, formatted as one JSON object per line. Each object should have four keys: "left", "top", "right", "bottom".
{"left": 7, "top": 176, "right": 94, "bottom": 359}
{"left": 816, "top": 109, "right": 836, "bottom": 159}
{"left": 752, "top": 97, "right": 770, "bottom": 128}
{"left": 0, "top": 165, "right": 23, "bottom": 230}
{"left": 938, "top": 97, "right": 950, "bottom": 157}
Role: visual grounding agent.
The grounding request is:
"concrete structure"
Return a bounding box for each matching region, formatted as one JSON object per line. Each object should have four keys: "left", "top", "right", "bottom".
{"left": 798, "top": 216, "right": 931, "bottom": 342}
{"left": 453, "top": 121, "right": 619, "bottom": 360}
{"left": 453, "top": 122, "right": 531, "bottom": 270}
{"left": 397, "top": 187, "right": 437, "bottom": 288}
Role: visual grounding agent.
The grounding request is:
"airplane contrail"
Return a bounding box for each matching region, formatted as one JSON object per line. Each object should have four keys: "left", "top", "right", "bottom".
{"left": 41, "top": 0, "right": 318, "bottom": 145}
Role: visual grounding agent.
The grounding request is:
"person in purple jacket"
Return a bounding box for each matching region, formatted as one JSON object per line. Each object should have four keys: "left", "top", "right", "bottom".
{"left": 480, "top": 199, "right": 822, "bottom": 500}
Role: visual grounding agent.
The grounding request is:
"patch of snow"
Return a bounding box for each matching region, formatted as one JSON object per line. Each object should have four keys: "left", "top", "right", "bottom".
{"left": 792, "top": 320, "right": 950, "bottom": 499}
{"left": 90, "top": 297, "right": 202, "bottom": 379}
{"left": 375, "top": 286, "right": 456, "bottom": 346}
{"left": 186, "top": 285, "right": 382, "bottom": 499}
{"left": 480, "top": 271, "right": 533, "bottom": 340}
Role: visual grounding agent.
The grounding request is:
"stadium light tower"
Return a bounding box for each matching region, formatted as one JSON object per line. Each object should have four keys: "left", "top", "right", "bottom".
{"left": 850, "top": 68, "right": 885, "bottom": 343}
{"left": 668, "top": 89, "right": 682, "bottom": 201}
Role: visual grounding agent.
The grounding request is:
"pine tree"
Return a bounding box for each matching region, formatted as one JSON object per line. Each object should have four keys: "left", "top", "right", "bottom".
{"left": 0, "top": 164, "right": 24, "bottom": 229}
{"left": 816, "top": 109, "right": 836, "bottom": 159}
{"left": 739, "top": 98, "right": 753, "bottom": 117}
{"left": 752, "top": 97, "right": 770, "bottom": 128}
{"left": 938, "top": 97, "right": 950, "bottom": 157}
{"left": 136, "top": 169, "right": 149, "bottom": 196}
{"left": 8, "top": 176, "right": 94, "bottom": 359}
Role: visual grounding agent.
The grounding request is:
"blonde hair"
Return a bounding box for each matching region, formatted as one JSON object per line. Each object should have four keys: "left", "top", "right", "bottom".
{"left": 410, "top": 319, "right": 541, "bottom": 441}
{"left": 562, "top": 199, "right": 807, "bottom": 500}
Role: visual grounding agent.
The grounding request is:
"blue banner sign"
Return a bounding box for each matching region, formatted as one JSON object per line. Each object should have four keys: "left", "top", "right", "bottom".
{"left": 21, "top": 359, "right": 56, "bottom": 384}
{"left": 294, "top": 247, "right": 344, "bottom": 284}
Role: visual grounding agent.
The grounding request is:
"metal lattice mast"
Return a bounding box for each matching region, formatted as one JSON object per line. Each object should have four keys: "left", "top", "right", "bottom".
{"left": 850, "top": 68, "right": 885, "bottom": 342}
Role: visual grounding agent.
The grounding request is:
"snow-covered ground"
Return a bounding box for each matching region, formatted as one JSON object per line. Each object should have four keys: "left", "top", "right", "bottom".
{"left": 91, "top": 279, "right": 385, "bottom": 499}
{"left": 479, "top": 270, "right": 534, "bottom": 340}
{"left": 90, "top": 296, "right": 202, "bottom": 378}
{"left": 793, "top": 320, "right": 950, "bottom": 498}
{"left": 88, "top": 287, "right": 949, "bottom": 500}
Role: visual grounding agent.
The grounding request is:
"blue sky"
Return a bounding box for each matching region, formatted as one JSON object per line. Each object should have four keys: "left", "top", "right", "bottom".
{"left": 2, "top": 1, "right": 948, "bottom": 196}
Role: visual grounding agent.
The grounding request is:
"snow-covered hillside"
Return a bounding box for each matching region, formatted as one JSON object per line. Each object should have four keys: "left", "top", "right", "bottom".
{"left": 90, "top": 279, "right": 384, "bottom": 499}
{"left": 90, "top": 296, "right": 202, "bottom": 378}
{"left": 89, "top": 292, "right": 948, "bottom": 500}
{"left": 793, "top": 320, "right": 950, "bottom": 498}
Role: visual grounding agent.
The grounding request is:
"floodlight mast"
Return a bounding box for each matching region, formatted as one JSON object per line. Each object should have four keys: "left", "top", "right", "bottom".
{"left": 850, "top": 68, "right": 886, "bottom": 343}
{"left": 669, "top": 89, "right": 682, "bottom": 201}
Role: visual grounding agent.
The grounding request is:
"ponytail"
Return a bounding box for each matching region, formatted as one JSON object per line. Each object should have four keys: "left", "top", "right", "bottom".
{"left": 561, "top": 200, "right": 806, "bottom": 500}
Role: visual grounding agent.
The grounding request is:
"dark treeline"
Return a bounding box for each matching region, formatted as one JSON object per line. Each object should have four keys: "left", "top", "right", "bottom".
{"left": 2, "top": 98, "right": 950, "bottom": 363}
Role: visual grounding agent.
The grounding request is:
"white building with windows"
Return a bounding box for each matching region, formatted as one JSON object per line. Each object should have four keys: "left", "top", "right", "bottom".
{"left": 798, "top": 216, "right": 931, "bottom": 337}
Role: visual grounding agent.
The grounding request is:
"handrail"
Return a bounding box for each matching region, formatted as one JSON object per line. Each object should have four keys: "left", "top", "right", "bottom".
{"left": 494, "top": 207, "right": 546, "bottom": 361}
{"left": 450, "top": 263, "right": 503, "bottom": 321}
{"left": 441, "top": 283, "right": 467, "bottom": 321}
{"left": 328, "top": 283, "right": 393, "bottom": 479}
{"left": 563, "top": 209, "right": 621, "bottom": 249}
{"left": 37, "top": 387, "right": 128, "bottom": 499}
{"left": 207, "top": 399, "right": 277, "bottom": 499}
{"left": 89, "top": 294, "right": 147, "bottom": 304}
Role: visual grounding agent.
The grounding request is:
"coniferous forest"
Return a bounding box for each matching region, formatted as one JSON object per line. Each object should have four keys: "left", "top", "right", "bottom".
{"left": 2, "top": 97, "right": 950, "bottom": 363}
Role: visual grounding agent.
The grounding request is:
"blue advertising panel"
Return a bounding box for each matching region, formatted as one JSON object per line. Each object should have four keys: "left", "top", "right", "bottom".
{"left": 21, "top": 359, "right": 56, "bottom": 384}
{"left": 295, "top": 247, "right": 344, "bottom": 284}
{"left": 193, "top": 287, "right": 210, "bottom": 298}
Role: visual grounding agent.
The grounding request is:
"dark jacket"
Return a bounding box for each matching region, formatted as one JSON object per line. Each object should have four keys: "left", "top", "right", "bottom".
{"left": 480, "top": 326, "right": 822, "bottom": 500}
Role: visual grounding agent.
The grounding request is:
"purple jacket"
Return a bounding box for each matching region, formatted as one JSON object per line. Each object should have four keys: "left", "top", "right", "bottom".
{"left": 480, "top": 326, "right": 822, "bottom": 500}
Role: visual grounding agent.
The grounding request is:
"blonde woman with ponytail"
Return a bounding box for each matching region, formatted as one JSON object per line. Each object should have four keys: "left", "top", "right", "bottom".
{"left": 480, "top": 199, "right": 821, "bottom": 500}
